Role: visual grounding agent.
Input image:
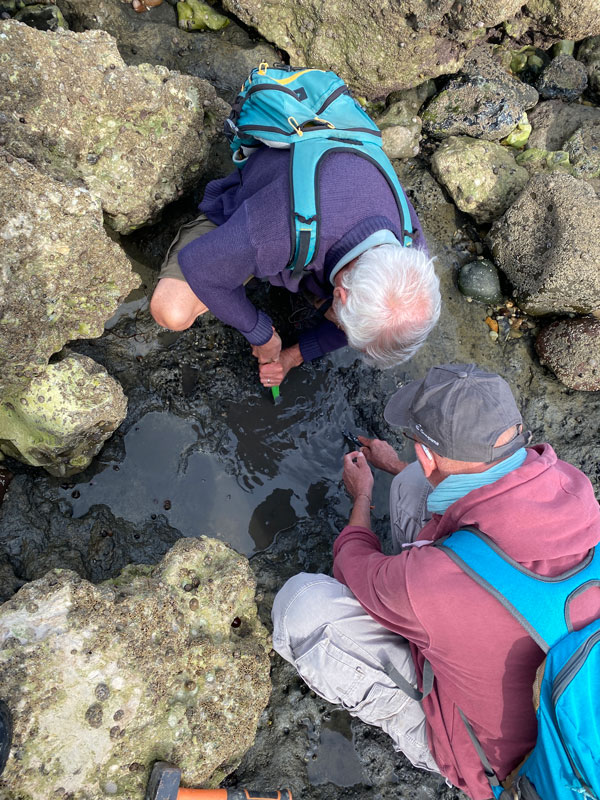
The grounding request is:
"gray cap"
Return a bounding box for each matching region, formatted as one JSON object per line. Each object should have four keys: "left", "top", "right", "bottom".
{"left": 384, "top": 363, "right": 531, "bottom": 463}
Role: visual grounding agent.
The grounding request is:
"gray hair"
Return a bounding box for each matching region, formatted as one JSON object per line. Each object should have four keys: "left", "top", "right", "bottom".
{"left": 334, "top": 244, "right": 441, "bottom": 369}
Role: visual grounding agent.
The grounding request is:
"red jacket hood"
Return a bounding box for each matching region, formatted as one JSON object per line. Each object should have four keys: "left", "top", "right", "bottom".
{"left": 419, "top": 443, "right": 600, "bottom": 571}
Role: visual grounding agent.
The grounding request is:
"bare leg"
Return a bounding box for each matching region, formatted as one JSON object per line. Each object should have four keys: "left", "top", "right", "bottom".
{"left": 149, "top": 277, "right": 209, "bottom": 331}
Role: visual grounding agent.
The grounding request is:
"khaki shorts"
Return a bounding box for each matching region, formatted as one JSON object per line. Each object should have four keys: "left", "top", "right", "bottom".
{"left": 158, "top": 213, "right": 218, "bottom": 282}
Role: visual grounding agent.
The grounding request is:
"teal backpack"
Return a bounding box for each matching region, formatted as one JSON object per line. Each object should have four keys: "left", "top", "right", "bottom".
{"left": 438, "top": 526, "right": 600, "bottom": 800}
{"left": 224, "top": 63, "right": 414, "bottom": 280}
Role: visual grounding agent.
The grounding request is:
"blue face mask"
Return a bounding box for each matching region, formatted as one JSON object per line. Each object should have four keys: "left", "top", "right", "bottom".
{"left": 426, "top": 448, "right": 528, "bottom": 514}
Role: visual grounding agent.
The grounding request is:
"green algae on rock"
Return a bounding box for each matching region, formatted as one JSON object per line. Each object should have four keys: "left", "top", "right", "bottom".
{"left": 177, "top": 0, "right": 230, "bottom": 31}
{"left": 431, "top": 136, "right": 529, "bottom": 223}
{"left": 0, "top": 352, "right": 127, "bottom": 477}
{"left": 515, "top": 147, "right": 574, "bottom": 177}
{"left": 0, "top": 19, "right": 229, "bottom": 232}
{"left": 0, "top": 537, "right": 272, "bottom": 799}
{"left": 0, "top": 154, "right": 139, "bottom": 397}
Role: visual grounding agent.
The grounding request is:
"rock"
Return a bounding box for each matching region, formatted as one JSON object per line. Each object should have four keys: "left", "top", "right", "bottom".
{"left": 56, "top": 0, "right": 276, "bottom": 103}
{"left": 0, "top": 154, "right": 138, "bottom": 396}
{"left": 0, "top": 20, "right": 229, "bottom": 232}
{"left": 564, "top": 121, "right": 600, "bottom": 180}
{"left": 508, "top": 45, "right": 551, "bottom": 83}
{"left": 578, "top": 36, "right": 600, "bottom": 101}
{"left": 0, "top": 557, "right": 21, "bottom": 603}
{"left": 527, "top": 99, "right": 600, "bottom": 151}
{"left": 458, "top": 259, "right": 503, "bottom": 303}
{"left": 488, "top": 173, "right": 600, "bottom": 315}
{"left": 0, "top": 352, "right": 128, "bottom": 477}
{"left": 535, "top": 54, "right": 588, "bottom": 101}
{"left": 0, "top": 537, "right": 271, "bottom": 798}
{"left": 13, "top": 2, "right": 68, "bottom": 30}
{"left": 536, "top": 317, "right": 600, "bottom": 390}
{"left": 375, "top": 81, "right": 435, "bottom": 159}
{"left": 422, "top": 62, "right": 538, "bottom": 140}
{"left": 527, "top": 0, "right": 600, "bottom": 41}
{"left": 431, "top": 136, "right": 529, "bottom": 223}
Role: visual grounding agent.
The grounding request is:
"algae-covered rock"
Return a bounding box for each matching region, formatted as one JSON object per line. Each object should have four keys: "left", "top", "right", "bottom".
{"left": 0, "top": 154, "right": 138, "bottom": 396}
{"left": 374, "top": 81, "right": 435, "bottom": 158}
{"left": 431, "top": 136, "right": 529, "bottom": 223}
{"left": 0, "top": 20, "right": 229, "bottom": 232}
{"left": 536, "top": 317, "right": 600, "bottom": 390}
{"left": 578, "top": 36, "right": 600, "bottom": 102}
{"left": 0, "top": 537, "right": 272, "bottom": 798}
{"left": 422, "top": 70, "right": 538, "bottom": 141}
{"left": 488, "top": 173, "right": 600, "bottom": 315}
{"left": 527, "top": 99, "right": 600, "bottom": 152}
{"left": 515, "top": 147, "right": 573, "bottom": 177}
{"left": 13, "top": 3, "right": 68, "bottom": 30}
{"left": 535, "top": 54, "right": 588, "bottom": 101}
{"left": 177, "top": 0, "right": 230, "bottom": 31}
{"left": 564, "top": 121, "right": 600, "bottom": 180}
{"left": 0, "top": 352, "right": 127, "bottom": 477}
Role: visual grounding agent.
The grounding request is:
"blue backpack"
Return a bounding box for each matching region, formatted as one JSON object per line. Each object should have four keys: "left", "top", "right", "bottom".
{"left": 224, "top": 63, "right": 414, "bottom": 280}
{"left": 438, "top": 526, "right": 600, "bottom": 800}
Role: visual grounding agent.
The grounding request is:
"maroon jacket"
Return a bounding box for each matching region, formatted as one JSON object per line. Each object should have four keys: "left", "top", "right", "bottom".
{"left": 333, "top": 445, "right": 600, "bottom": 799}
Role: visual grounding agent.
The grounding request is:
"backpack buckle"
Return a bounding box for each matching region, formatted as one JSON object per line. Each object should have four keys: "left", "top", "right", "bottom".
{"left": 287, "top": 116, "right": 303, "bottom": 136}
{"left": 258, "top": 61, "right": 269, "bottom": 75}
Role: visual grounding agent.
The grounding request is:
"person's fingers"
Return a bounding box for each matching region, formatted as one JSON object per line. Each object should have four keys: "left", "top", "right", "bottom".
{"left": 357, "top": 435, "right": 372, "bottom": 447}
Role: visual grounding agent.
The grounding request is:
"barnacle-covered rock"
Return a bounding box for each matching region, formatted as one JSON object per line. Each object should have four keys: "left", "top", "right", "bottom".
{"left": 488, "top": 173, "right": 600, "bottom": 315}
{"left": 527, "top": 99, "right": 600, "bottom": 152}
{"left": 0, "top": 20, "right": 229, "bottom": 232}
{"left": 0, "top": 352, "right": 127, "bottom": 477}
{"left": 563, "top": 121, "right": 600, "bottom": 180}
{"left": 0, "top": 537, "right": 272, "bottom": 798}
{"left": 535, "top": 54, "right": 588, "bottom": 101}
{"left": 536, "top": 318, "right": 600, "bottom": 391}
{"left": 578, "top": 36, "right": 600, "bottom": 102}
{"left": 431, "top": 136, "right": 529, "bottom": 223}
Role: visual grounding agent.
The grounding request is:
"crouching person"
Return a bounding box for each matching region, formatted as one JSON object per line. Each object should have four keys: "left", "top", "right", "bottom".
{"left": 272, "top": 363, "right": 600, "bottom": 799}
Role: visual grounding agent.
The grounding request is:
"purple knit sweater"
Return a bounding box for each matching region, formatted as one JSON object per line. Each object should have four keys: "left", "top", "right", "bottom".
{"left": 178, "top": 147, "right": 427, "bottom": 361}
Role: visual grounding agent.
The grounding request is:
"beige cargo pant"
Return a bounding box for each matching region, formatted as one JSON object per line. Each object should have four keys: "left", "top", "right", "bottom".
{"left": 272, "top": 462, "right": 440, "bottom": 772}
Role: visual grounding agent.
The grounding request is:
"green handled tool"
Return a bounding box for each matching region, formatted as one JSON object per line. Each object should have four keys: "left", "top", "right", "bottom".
{"left": 270, "top": 385, "right": 280, "bottom": 404}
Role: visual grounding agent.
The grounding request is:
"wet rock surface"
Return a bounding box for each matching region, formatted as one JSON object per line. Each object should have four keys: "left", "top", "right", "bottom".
{"left": 536, "top": 317, "right": 600, "bottom": 390}
{"left": 536, "top": 53, "right": 588, "bottom": 100}
{"left": 431, "top": 136, "right": 529, "bottom": 223}
{"left": 458, "top": 259, "right": 504, "bottom": 304}
{"left": 564, "top": 120, "right": 600, "bottom": 179}
{"left": 527, "top": 98, "right": 600, "bottom": 151}
{"left": 488, "top": 173, "right": 600, "bottom": 315}
{"left": 0, "top": 537, "right": 271, "bottom": 799}
{"left": 0, "top": 20, "right": 229, "bottom": 232}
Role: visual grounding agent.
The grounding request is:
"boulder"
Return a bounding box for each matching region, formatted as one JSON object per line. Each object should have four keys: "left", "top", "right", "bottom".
{"left": 488, "top": 173, "right": 600, "bottom": 315}
{"left": 0, "top": 20, "right": 229, "bottom": 232}
{"left": 536, "top": 317, "right": 600, "bottom": 390}
{"left": 0, "top": 154, "right": 138, "bottom": 396}
{"left": 0, "top": 537, "right": 272, "bottom": 798}
{"left": 375, "top": 81, "right": 435, "bottom": 159}
{"left": 526, "top": 0, "right": 600, "bottom": 41}
{"left": 564, "top": 121, "right": 600, "bottom": 180}
{"left": 578, "top": 36, "right": 600, "bottom": 101}
{"left": 0, "top": 352, "right": 128, "bottom": 477}
{"left": 56, "top": 0, "right": 276, "bottom": 102}
{"left": 13, "top": 2, "right": 68, "bottom": 30}
{"left": 422, "top": 64, "right": 538, "bottom": 140}
{"left": 535, "top": 54, "right": 588, "bottom": 101}
{"left": 527, "top": 99, "right": 600, "bottom": 151}
{"left": 458, "top": 259, "right": 503, "bottom": 304}
{"left": 431, "top": 136, "right": 529, "bottom": 223}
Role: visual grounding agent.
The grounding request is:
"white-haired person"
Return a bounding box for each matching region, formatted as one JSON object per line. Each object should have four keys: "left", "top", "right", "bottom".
{"left": 150, "top": 146, "right": 440, "bottom": 385}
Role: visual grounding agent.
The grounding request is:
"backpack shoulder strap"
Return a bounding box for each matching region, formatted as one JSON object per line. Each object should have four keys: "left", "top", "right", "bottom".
{"left": 437, "top": 526, "right": 600, "bottom": 653}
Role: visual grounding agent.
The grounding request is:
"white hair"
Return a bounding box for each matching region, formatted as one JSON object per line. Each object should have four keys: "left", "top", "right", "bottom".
{"left": 334, "top": 244, "right": 441, "bottom": 369}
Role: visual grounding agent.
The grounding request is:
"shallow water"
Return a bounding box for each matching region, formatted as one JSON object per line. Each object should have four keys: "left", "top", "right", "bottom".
{"left": 307, "top": 711, "right": 368, "bottom": 787}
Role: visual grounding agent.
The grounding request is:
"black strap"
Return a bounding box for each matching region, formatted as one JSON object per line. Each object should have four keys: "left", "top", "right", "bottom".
{"left": 458, "top": 709, "right": 501, "bottom": 788}
{"left": 291, "top": 230, "right": 312, "bottom": 279}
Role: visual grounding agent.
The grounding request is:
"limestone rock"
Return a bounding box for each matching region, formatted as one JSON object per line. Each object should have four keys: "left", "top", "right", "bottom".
{"left": 527, "top": 99, "right": 600, "bottom": 151}
{"left": 0, "top": 537, "right": 272, "bottom": 798}
{"left": 0, "top": 20, "right": 229, "bottom": 232}
{"left": 578, "top": 36, "right": 600, "bottom": 102}
{"left": 0, "top": 352, "right": 128, "bottom": 477}
{"left": 56, "top": 0, "right": 277, "bottom": 102}
{"left": 488, "top": 173, "right": 600, "bottom": 315}
{"left": 526, "top": 0, "right": 600, "bottom": 41}
{"left": 536, "top": 317, "right": 600, "bottom": 390}
{"left": 0, "top": 154, "right": 138, "bottom": 396}
{"left": 422, "top": 70, "right": 538, "bottom": 141}
{"left": 564, "top": 121, "right": 600, "bottom": 180}
{"left": 431, "top": 136, "right": 529, "bottom": 223}
{"left": 535, "top": 54, "right": 588, "bottom": 101}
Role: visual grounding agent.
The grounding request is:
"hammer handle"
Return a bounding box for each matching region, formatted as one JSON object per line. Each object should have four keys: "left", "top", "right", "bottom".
{"left": 178, "top": 791, "right": 292, "bottom": 800}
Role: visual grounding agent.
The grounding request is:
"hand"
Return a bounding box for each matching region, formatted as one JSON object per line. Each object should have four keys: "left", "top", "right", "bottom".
{"left": 358, "top": 436, "right": 408, "bottom": 475}
{"left": 343, "top": 451, "right": 374, "bottom": 501}
{"left": 251, "top": 328, "right": 282, "bottom": 364}
{"left": 259, "top": 345, "right": 303, "bottom": 387}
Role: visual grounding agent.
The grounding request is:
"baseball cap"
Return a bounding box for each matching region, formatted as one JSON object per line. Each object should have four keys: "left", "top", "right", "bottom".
{"left": 384, "top": 363, "right": 531, "bottom": 463}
